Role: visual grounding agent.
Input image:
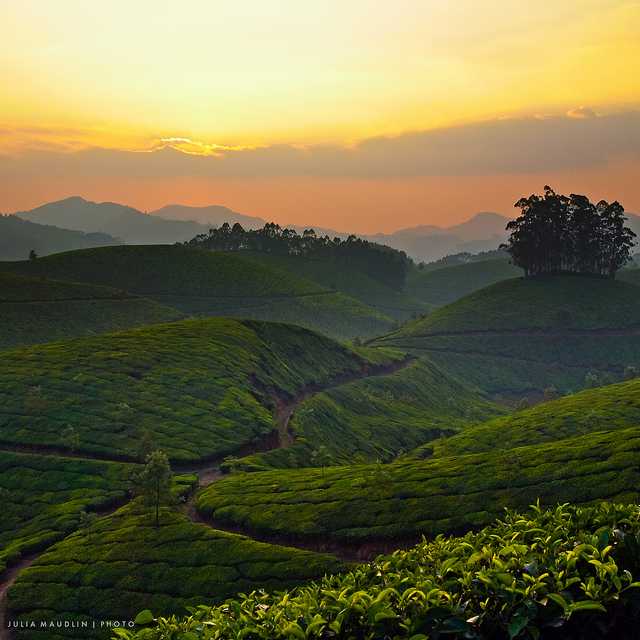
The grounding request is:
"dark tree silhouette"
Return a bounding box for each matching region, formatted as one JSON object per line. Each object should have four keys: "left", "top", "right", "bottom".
{"left": 501, "top": 187, "right": 636, "bottom": 278}
{"left": 184, "top": 223, "right": 411, "bottom": 290}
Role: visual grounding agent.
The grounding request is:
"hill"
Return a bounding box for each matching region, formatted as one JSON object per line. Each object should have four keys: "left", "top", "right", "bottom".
{"left": 196, "top": 425, "right": 640, "bottom": 546}
{"left": 0, "top": 318, "right": 410, "bottom": 463}
{"left": 0, "top": 215, "right": 117, "bottom": 261}
{"left": 377, "top": 276, "right": 640, "bottom": 397}
{"left": 7, "top": 500, "right": 342, "bottom": 639}
{"left": 406, "top": 257, "right": 521, "bottom": 306}
{"left": 366, "top": 212, "right": 509, "bottom": 262}
{"left": 246, "top": 252, "right": 429, "bottom": 321}
{"left": 431, "top": 376, "right": 640, "bottom": 459}
{"left": 117, "top": 502, "right": 640, "bottom": 640}
{"left": 16, "top": 196, "right": 209, "bottom": 244}
{"left": 0, "top": 272, "right": 182, "bottom": 350}
{"left": 151, "top": 203, "right": 266, "bottom": 228}
{"left": 1, "top": 245, "right": 394, "bottom": 339}
{"left": 233, "top": 357, "right": 501, "bottom": 471}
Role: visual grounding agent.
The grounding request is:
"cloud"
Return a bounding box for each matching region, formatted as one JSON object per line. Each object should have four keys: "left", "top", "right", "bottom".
{"left": 567, "top": 106, "right": 598, "bottom": 119}
{"left": 1, "top": 111, "right": 638, "bottom": 181}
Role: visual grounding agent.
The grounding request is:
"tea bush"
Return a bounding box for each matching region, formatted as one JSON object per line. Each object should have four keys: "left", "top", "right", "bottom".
{"left": 198, "top": 427, "right": 640, "bottom": 543}
{"left": 116, "top": 502, "right": 640, "bottom": 639}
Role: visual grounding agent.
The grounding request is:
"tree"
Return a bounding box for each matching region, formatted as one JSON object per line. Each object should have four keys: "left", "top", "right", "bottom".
{"left": 29, "top": 249, "right": 38, "bottom": 261}
{"left": 137, "top": 428, "right": 155, "bottom": 462}
{"left": 135, "top": 450, "right": 173, "bottom": 527}
{"left": 501, "top": 187, "right": 636, "bottom": 278}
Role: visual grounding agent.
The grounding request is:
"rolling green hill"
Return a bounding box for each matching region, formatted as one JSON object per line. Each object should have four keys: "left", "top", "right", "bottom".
{"left": 7, "top": 501, "right": 343, "bottom": 640}
{"left": 247, "top": 252, "right": 430, "bottom": 320}
{"left": 196, "top": 426, "right": 640, "bottom": 545}
{"left": 1, "top": 245, "right": 394, "bottom": 339}
{"left": 0, "top": 318, "right": 404, "bottom": 463}
{"left": 118, "top": 502, "right": 640, "bottom": 640}
{"left": 376, "top": 276, "right": 640, "bottom": 396}
{"left": 234, "top": 357, "right": 501, "bottom": 471}
{"left": 0, "top": 272, "right": 182, "bottom": 350}
{"left": 431, "top": 376, "right": 640, "bottom": 459}
{"left": 406, "top": 258, "right": 521, "bottom": 306}
{"left": 0, "top": 452, "right": 134, "bottom": 574}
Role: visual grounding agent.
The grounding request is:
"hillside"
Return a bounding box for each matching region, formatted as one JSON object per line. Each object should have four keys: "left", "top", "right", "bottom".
{"left": 196, "top": 426, "right": 640, "bottom": 545}
{"left": 0, "top": 318, "right": 410, "bottom": 463}
{"left": 234, "top": 357, "right": 501, "bottom": 471}
{"left": 7, "top": 500, "right": 342, "bottom": 639}
{"left": 377, "top": 276, "right": 640, "bottom": 396}
{"left": 0, "top": 215, "right": 117, "bottom": 261}
{"left": 431, "top": 376, "right": 640, "bottom": 459}
{"left": 16, "top": 196, "right": 209, "bottom": 244}
{"left": 0, "top": 272, "right": 182, "bottom": 350}
{"left": 406, "top": 258, "right": 521, "bottom": 306}
{"left": 1, "top": 245, "right": 394, "bottom": 339}
{"left": 117, "top": 502, "right": 640, "bottom": 640}
{"left": 151, "top": 203, "right": 266, "bottom": 228}
{"left": 247, "top": 252, "right": 429, "bottom": 320}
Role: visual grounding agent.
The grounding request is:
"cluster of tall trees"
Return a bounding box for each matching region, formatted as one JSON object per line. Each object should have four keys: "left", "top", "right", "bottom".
{"left": 502, "top": 187, "right": 636, "bottom": 278}
{"left": 186, "top": 222, "right": 411, "bottom": 289}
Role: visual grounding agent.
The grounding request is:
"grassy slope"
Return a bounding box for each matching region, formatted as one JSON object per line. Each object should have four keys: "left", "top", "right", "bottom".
{"left": 119, "top": 502, "right": 640, "bottom": 640}
{"left": 406, "top": 258, "right": 521, "bottom": 306}
{"left": 236, "top": 358, "right": 502, "bottom": 471}
{"left": 0, "top": 452, "right": 134, "bottom": 574}
{"left": 7, "top": 502, "right": 343, "bottom": 640}
{"left": 1, "top": 245, "right": 394, "bottom": 339}
{"left": 431, "top": 377, "right": 640, "bottom": 458}
{"left": 0, "top": 272, "right": 182, "bottom": 350}
{"left": 378, "top": 276, "right": 640, "bottom": 394}
{"left": 197, "top": 426, "right": 640, "bottom": 543}
{"left": 0, "top": 318, "right": 399, "bottom": 462}
{"left": 247, "top": 252, "right": 429, "bottom": 320}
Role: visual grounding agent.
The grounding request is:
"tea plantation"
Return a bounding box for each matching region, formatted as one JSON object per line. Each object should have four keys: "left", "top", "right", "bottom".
{"left": 0, "top": 273, "right": 182, "bottom": 350}
{"left": 0, "top": 318, "right": 395, "bottom": 462}
{"left": 377, "top": 276, "right": 640, "bottom": 395}
{"left": 197, "top": 426, "right": 640, "bottom": 544}
{"left": 117, "top": 502, "right": 640, "bottom": 640}
{"left": 0, "top": 452, "right": 134, "bottom": 574}
{"left": 432, "top": 376, "right": 640, "bottom": 458}
{"left": 405, "top": 257, "right": 521, "bottom": 307}
{"left": 235, "top": 358, "right": 502, "bottom": 471}
{"left": 6, "top": 502, "right": 344, "bottom": 640}
{"left": 1, "top": 245, "right": 395, "bottom": 339}
{"left": 247, "top": 252, "right": 430, "bottom": 320}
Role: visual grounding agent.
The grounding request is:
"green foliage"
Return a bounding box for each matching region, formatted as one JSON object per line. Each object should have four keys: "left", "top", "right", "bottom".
{"left": 117, "top": 502, "right": 640, "bottom": 640}
{"left": 432, "top": 377, "right": 640, "bottom": 458}
{"left": 197, "top": 426, "right": 640, "bottom": 543}
{"left": 0, "top": 317, "right": 384, "bottom": 462}
{"left": 134, "top": 451, "right": 173, "bottom": 527}
{"left": 234, "top": 358, "right": 501, "bottom": 471}
{"left": 378, "top": 276, "right": 640, "bottom": 394}
{"left": 7, "top": 502, "right": 344, "bottom": 639}
{"left": 0, "top": 451, "right": 134, "bottom": 574}
{"left": 405, "top": 258, "right": 521, "bottom": 307}
{"left": 2, "top": 244, "right": 395, "bottom": 339}
{"left": 0, "top": 272, "right": 182, "bottom": 350}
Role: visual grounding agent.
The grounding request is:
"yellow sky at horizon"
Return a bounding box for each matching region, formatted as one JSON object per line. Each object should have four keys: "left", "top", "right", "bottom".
{"left": 1, "top": 0, "right": 639, "bottom": 152}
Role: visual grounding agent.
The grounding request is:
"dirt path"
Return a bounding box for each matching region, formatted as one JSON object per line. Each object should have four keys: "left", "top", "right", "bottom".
{"left": 0, "top": 556, "right": 37, "bottom": 640}
{"left": 180, "top": 356, "right": 416, "bottom": 558}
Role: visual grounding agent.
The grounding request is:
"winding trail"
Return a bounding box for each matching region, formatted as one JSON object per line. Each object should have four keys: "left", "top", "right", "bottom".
{"left": 0, "top": 356, "right": 415, "bottom": 633}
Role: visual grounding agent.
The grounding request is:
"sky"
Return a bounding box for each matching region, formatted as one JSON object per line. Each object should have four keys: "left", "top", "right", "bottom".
{"left": 1, "top": 0, "right": 639, "bottom": 232}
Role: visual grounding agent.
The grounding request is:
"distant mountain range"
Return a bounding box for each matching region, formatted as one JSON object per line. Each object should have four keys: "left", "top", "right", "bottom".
{"left": 0, "top": 215, "right": 117, "bottom": 261}
{"left": 9, "top": 197, "right": 640, "bottom": 264}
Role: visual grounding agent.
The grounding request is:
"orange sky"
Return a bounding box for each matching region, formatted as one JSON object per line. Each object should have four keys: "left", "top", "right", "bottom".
{"left": 1, "top": 1, "right": 639, "bottom": 231}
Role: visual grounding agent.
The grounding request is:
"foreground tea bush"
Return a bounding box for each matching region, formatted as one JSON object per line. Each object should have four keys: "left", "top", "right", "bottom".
{"left": 117, "top": 502, "right": 640, "bottom": 640}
